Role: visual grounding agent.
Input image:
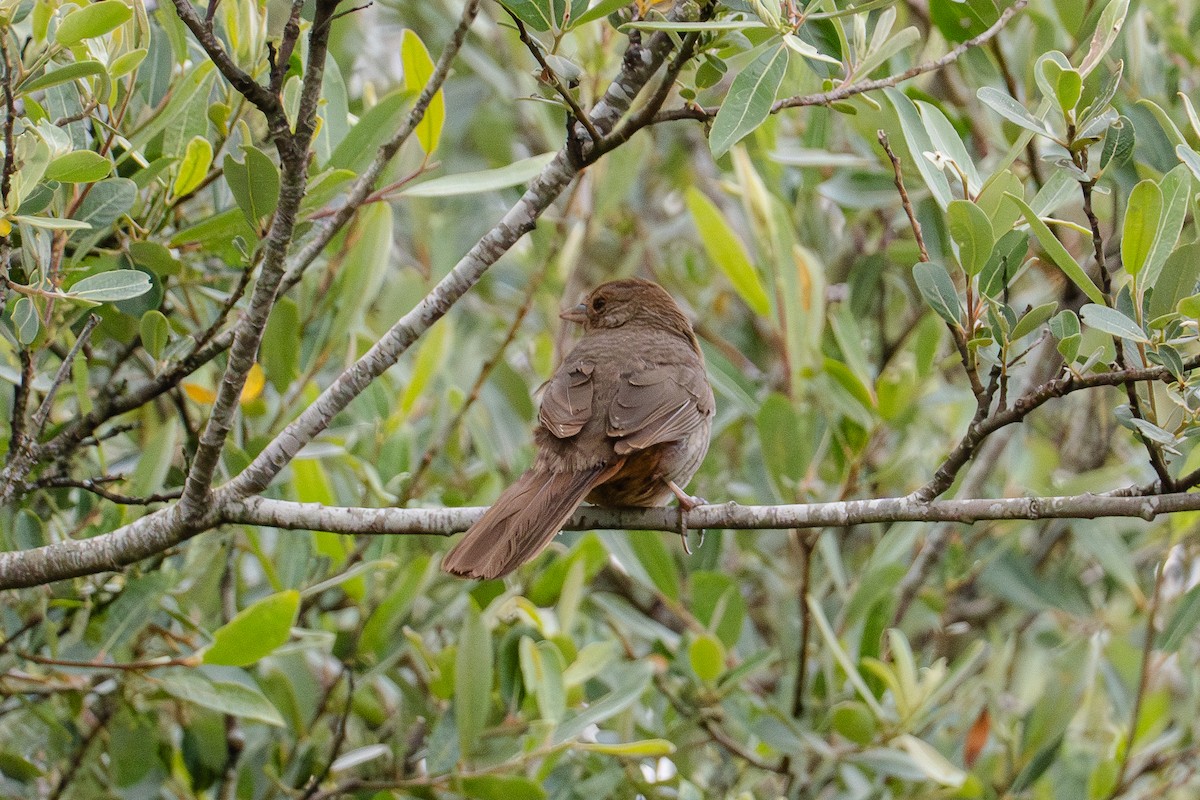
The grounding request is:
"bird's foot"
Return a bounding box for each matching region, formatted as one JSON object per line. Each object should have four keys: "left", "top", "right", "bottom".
{"left": 668, "top": 481, "right": 707, "bottom": 554}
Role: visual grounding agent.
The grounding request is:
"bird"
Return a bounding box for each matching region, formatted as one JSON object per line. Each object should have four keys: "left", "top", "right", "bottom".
{"left": 442, "top": 278, "right": 715, "bottom": 580}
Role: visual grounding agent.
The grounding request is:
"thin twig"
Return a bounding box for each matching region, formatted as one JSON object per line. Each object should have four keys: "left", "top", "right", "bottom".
{"left": 0, "top": 28, "right": 16, "bottom": 227}
{"left": 301, "top": 667, "right": 354, "bottom": 800}
{"left": 270, "top": 0, "right": 305, "bottom": 94}
{"left": 655, "top": 672, "right": 788, "bottom": 773}
{"left": 652, "top": 0, "right": 1031, "bottom": 123}
{"left": 20, "top": 650, "right": 198, "bottom": 671}
{"left": 31, "top": 476, "right": 182, "bottom": 505}
{"left": 878, "top": 131, "right": 929, "bottom": 262}
{"left": 30, "top": 315, "right": 101, "bottom": 439}
{"left": 169, "top": 0, "right": 289, "bottom": 141}
{"left": 879, "top": 130, "right": 986, "bottom": 401}
{"left": 508, "top": 12, "right": 602, "bottom": 144}
{"left": 47, "top": 697, "right": 115, "bottom": 800}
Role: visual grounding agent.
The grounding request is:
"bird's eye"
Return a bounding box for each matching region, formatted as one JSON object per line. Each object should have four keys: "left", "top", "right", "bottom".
{"left": 591, "top": 297, "right": 606, "bottom": 312}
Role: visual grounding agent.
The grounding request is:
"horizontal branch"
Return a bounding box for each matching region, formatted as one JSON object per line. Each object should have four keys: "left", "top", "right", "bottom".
{"left": 652, "top": 0, "right": 1029, "bottom": 124}
{"left": 226, "top": 490, "right": 1200, "bottom": 537}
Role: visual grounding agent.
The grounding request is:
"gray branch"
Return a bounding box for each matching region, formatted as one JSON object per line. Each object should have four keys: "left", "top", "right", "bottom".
{"left": 226, "top": 491, "right": 1200, "bottom": 536}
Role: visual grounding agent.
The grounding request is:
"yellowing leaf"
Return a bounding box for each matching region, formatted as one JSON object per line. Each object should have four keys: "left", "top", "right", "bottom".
{"left": 685, "top": 186, "right": 771, "bottom": 316}
{"left": 184, "top": 364, "right": 263, "bottom": 405}
{"left": 183, "top": 382, "right": 217, "bottom": 404}
{"left": 240, "top": 363, "right": 265, "bottom": 403}
{"left": 400, "top": 30, "right": 443, "bottom": 155}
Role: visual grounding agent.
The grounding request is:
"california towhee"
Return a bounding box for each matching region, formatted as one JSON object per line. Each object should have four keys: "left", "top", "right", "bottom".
{"left": 442, "top": 278, "right": 715, "bottom": 579}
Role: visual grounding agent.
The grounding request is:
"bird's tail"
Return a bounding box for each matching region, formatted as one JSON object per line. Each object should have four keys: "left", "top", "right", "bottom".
{"left": 442, "top": 463, "right": 616, "bottom": 579}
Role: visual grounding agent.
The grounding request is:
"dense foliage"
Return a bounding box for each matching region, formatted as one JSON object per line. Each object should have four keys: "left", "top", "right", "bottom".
{"left": 3, "top": 0, "right": 1200, "bottom": 798}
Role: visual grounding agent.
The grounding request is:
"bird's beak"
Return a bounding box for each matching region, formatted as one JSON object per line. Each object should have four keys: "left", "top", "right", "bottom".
{"left": 559, "top": 303, "right": 588, "bottom": 324}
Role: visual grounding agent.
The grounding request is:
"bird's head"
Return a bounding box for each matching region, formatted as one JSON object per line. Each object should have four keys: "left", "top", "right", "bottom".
{"left": 560, "top": 278, "right": 693, "bottom": 340}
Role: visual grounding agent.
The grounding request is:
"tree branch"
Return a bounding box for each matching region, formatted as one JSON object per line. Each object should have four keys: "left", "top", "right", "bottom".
{"left": 177, "top": 0, "right": 340, "bottom": 516}
{"left": 29, "top": 314, "right": 100, "bottom": 440}
{"left": 652, "top": 0, "right": 1030, "bottom": 124}
{"left": 168, "top": 0, "right": 289, "bottom": 138}
{"left": 214, "top": 489, "right": 1200, "bottom": 538}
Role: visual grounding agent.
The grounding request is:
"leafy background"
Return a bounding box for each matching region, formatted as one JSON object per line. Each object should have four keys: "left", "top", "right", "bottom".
{"left": 3, "top": 0, "right": 1200, "bottom": 798}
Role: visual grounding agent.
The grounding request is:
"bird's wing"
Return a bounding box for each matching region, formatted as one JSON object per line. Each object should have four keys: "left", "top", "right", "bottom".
{"left": 538, "top": 361, "right": 594, "bottom": 439}
{"left": 607, "top": 362, "right": 713, "bottom": 455}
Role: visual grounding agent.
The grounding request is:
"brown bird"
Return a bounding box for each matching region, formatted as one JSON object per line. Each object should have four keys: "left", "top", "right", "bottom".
{"left": 442, "top": 278, "right": 715, "bottom": 580}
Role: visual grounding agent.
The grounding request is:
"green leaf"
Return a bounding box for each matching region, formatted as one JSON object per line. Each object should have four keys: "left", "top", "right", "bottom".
{"left": 977, "top": 87, "right": 1052, "bottom": 138}
{"left": 45, "top": 150, "right": 111, "bottom": 184}
{"left": 930, "top": 0, "right": 998, "bottom": 42}
{"left": 830, "top": 701, "right": 877, "bottom": 744}
{"left": 685, "top": 186, "right": 771, "bottom": 316}
{"left": 1079, "top": 303, "right": 1147, "bottom": 342}
{"left": 139, "top": 310, "right": 169, "bottom": 359}
{"left": 455, "top": 600, "right": 492, "bottom": 756}
{"left": 1007, "top": 193, "right": 1106, "bottom": 304}
{"left": 691, "top": 572, "right": 746, "bottom": 648}
{"left": 11, "top": 215, "right": 91, "bottom": 231}
{"left": 912, "top": 261, "right": 962, "bottom": 328}
{"left": 1049, "top": 309, "right": 1081, "bottom": 340}
{"left": 1148, "top": 243, "right": 1200, "bottom": 320}
{"left": 577, "top": 739, "right": 677, "bottom": 756}
{"left": 497, "top": 0, "right": 556, "bottom": 31}
{"left": 202, "top": 591, "right": 299, "bottom": 667}
{"left": 125, "top": 62, "right": 217, "bottom": 157}
{"left": 552, "top": 662, "right": 652, "bottom": 744}
{"left": 326, "top": 89, "right": 413, "bottom": 172}
{"left": 1079, "top": 0, "right": 1129, "bottom": 76}
{"left": 1160, "top": 584, "right": 1200, "bottom": 652}
{"left": 947, "top": 199, "right": 994, "bottom": 276}
{"left": 519, "top": 637, "right": 566, "bottom": 723}
{"left": 458, "top": 776, "right": 547, "bottom": 800}
{"left": 261, "top": 297, "right": 301, "bottom": 393}
{"left": 66, "top": 270, "right": 152, "bottom": 302}
{"left": 979, "top": 229, "right": 1029, "bottom": 298}
{"left": 782, "top": 33, "right": 842, "bottom": 65}
{"left": 1055, "top": 68, "right": 1082, "bottom": 115}
{"left": 20, "top": 60, "right": 106, "bottom": 93}
{"left": 572, "top": 0, "right": 632, "bottom": 27}
{"left": 621, "top": 19, "right": 768, "bottom": 32}
{"left": 917, "top": 100, "right": 982, "bottom": 194}
{"left": 400, "top": 30, "right": 443, "bottom": 155}
{"left": 11, "top": 297, "right": 39, "bottom": 344}
{"left": 1122, "top": 179, "right": 1163, "bottom": 276}
{"left": 897, "top": 734, "right": 967, "bottom": 788}
{"left": 1141, "top": 165, "right": 1192, "bottom": 287}
{"left": 55, "top": 0, "right": 132, "bottom": 45}
{"left": 1034, "top": 51, "right": 1072, "bottom": 106}
{"left": 688, "top": 633, "right": 725, "bottom": 682}
{"left": 1099, "top": 115, "right": 1135, "bottom": 173}
{"left": 401, "top": 152, "right": 557, "bottom": 197}
{"left": 70, "top": 177, "right": 137, "bottom": 238}
{"left": 629, "top": 533, "right": 679, "bottom": 602}
{"left": 1179, "top": 145, "right": 1200, "bottom": 182}
{"left": 709, "top": 43, "right": 788, "bottom": 158}
{"left": 1011, "top": 733, "right": 1064, "bottom": 792}
{"left": 756, "top": 393, "right": 812, "bottom": 488}
{"left": 223, "top": 146, "right": 280, "bottom": 231}
{"left": 1009, "top": 302, "right": 1058, "bottom": 341}
{"left": 173, "top": 136, "right": 213, "bottom": 197}
{"left": 401, "top": 317, "right": 450, "bottom": 414}
{"left": 884, "top": 88, "right": 953, "bottom": 208}
{"left": 157, "top": 671, "right": 285, "bottom": 726}
{"left": 110, "top": 48, "right": 147, "bottom": 78}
